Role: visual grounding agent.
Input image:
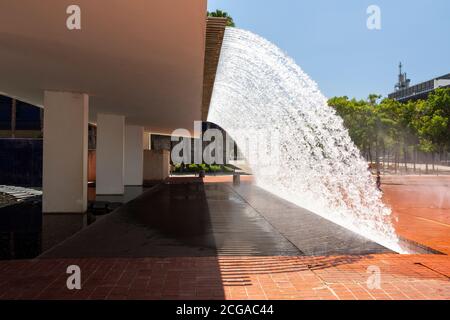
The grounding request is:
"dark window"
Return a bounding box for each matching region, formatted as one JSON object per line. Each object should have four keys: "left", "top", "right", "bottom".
{"left": 0, "top": 96, "right": 12, "bottom": 130}
{"left": 15, "top": 101, "right": 41, "bottom": 130}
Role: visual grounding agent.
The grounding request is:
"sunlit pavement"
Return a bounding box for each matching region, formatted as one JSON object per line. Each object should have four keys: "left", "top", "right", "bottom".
{"left": 0, "top": 176, "right": 449, "bottom": 300}
{"left": 383, "top": 176, "right": 450, "bottom": 255}
{"left": 0, "top": 255, "right": 449, "bottom": 300}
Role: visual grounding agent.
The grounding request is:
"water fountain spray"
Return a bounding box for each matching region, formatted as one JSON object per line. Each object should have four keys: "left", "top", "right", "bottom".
{"left": 208, "top": 28, "right": 407, "bottom": 253}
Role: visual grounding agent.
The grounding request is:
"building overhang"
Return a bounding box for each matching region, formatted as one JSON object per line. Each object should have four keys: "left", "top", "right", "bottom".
{"left": 202, "top": 17, "right": 228, "bottom": 122}
{"left": 0, "top": 0, "right": 207, "bottom": 135}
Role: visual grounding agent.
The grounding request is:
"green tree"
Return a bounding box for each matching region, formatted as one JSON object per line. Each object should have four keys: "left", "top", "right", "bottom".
{"left": 207, "top": 9, "right": 236, "bottom": 27}
{"left": 329, "top": 88, "right": 450, "bottom": 174}
{"left": 329, "top": 95, "right": 398, "bottom": 168}
{"left": 412, "top": 88, "right": 450, "bottom": 172}
{"left": 328, "top": 96, "right": 369, "bottom": 154}
{"left": 426, "top": 88, "right": 450, "bottom": 150}
{"left": 368, "top": 94, "right": 382, "bottom": 106}
{"left": 375, "top": 98, "right": 400, "bottom": 170}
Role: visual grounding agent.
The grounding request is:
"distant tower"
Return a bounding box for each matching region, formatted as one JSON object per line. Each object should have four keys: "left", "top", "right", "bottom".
{"left": 395, "top": 62, "right": 411, "bottom": 91}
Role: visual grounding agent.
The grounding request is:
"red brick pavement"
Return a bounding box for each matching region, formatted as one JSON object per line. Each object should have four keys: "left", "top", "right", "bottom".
{"left": 0, "top": 254, "right": 448, "bottom": 300}
{"left": 1, "top": 175, "right": 449, "bottom": 300}
{"left": 382, "top": 176, "right": 450, "bottom": 254}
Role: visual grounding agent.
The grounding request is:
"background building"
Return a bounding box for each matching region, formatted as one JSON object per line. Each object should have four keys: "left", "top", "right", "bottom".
{"left": 388, "top": 64, "right": 450, "bottom": 102}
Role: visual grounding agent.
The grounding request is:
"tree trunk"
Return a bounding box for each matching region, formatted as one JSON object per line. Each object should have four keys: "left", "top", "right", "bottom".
{"left": 413, "top": 146, "right": 417, "bottom": 173}
{"left": 375, "top": 139, "right": 380, "bottom": 171}
{"left": 386, "top": 151, "right": 390, "bottom": 173}
{"left": 445, "top": 150, "right": 450, "bottom": 166}
{"left": 432, "top": 153, "right": 435, "bottom": 173}
{"left": 404, "top": 145, "right": 408, "bottom": 173}
{"left": 437, "top": 152, "right": 440, "bottom": 176}
{"left": 394, "top": 152, "right": 398, "bottom": 174}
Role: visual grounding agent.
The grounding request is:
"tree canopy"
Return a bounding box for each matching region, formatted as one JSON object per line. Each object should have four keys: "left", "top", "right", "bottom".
{"left": 207, "top": 9, "right": 236, "bottom": 27}
{"left": 328, "top": 88, "right": 450, "bottom": 172}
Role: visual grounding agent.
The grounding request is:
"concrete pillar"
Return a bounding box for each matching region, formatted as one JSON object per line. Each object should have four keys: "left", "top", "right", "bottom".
{"left": 143, "top": 132, "right": 151, "bottom": 150}
{"left": 43, "top": 91, "right": 89, "bottom": 213}
{"left": 96, "top": 114, "right": 125, "bottom": 195}
{"left": 143, "top": 150, "right": 170, "bottom": 181}
{"left": 125, "top": 125, "right": 144, "bottom": 186}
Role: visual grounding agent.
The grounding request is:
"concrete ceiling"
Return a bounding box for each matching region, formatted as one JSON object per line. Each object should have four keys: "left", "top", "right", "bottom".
{"left": 0, "top": 0, "right": 207, "bottom": 135}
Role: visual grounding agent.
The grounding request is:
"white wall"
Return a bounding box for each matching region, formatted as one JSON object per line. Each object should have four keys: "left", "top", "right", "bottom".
{"left": 125, "top": 125, "right": 144, "bottom": 186}
{"left": 435, "top": 79, "right": 450, "bottom": 89}
{"left": 43, "top": 91, "right": 88, "bottom": 213}
{"left": 96, "top": 114, "right": 125, "bottom": 195}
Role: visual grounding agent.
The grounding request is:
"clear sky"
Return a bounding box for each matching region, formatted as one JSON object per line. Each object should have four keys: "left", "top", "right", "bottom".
{"left": 208, "top": 0, "right": 450, "bottom": 100}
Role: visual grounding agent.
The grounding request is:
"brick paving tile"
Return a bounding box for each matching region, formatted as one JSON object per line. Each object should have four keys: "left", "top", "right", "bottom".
{"left": 1, "top": 177, "right": 449, "bottom": 300}
{"left": 0, "top": 254, "right": 448, "bottom": 300}
{"left": 382, "top": 176, "right": 450, "bottom": 255}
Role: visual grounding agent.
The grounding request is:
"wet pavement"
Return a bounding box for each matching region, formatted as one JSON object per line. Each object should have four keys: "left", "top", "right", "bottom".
{"left": 40, "top": 186, "right": 150, "bottom": 253}
{"left": 88, "top": 185, "right": 150, "bottom": 204}
{"left": 41, "top": 179, "right": 390, "bottom": 258}
{"left": 2, "top": 177, "right": 449, "bottom": 300}
{"left": 383, "top": 176, "right": 450, "bottom": 255}
{"left": 232, "top": 183, "right": 391, "bottom": 256}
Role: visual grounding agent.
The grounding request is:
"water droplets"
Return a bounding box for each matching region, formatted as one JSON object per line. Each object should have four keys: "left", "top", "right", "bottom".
{"left": 208, "top": 28, "right": 406, "bottom": 253}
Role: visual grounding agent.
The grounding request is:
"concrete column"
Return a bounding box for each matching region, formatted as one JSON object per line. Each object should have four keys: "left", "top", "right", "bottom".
{"left": 125, "top": 125, "right": 144, "bottom": 186}
{"left": 43, "top": 91, "right": 89, "bottom": 213}
{"left": 143, "top": 132, "right": 151, "bottom": 150}
{"left": 143, "top": 150, "right": 171, "bottom": 181}
{"left": 96, "top": 114, "right": 125, "bottom": 195}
